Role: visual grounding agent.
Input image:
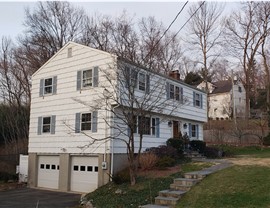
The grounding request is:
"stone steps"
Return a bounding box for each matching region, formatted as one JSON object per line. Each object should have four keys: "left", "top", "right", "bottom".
{"left": 139, "top": 157, "right": 233, "bottom": 208}
{"left": 173, "top": 178, "right": 200, "bottom": 186}
{"left": 155, "top": 196, "right": 179, "bottom": 206}
{"left": 159, "top": 190, "right": 187, "bottom": 198}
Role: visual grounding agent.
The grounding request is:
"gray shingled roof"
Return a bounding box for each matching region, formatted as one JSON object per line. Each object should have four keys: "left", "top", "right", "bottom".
{"left": 211, "top": 80, "right": 232, "bottom": 94}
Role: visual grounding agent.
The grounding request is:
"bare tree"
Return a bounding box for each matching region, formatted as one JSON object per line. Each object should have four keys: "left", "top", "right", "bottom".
{"left": 185, "top": 2, "right": 224, "bottom": 117}
{"left": 256, "top": 2, "right": 270, "bottom": 111}
{"left": 71, "top": 60, "right": 185, "bottom": 185}
{"left": 82, "top": 13, "right": 183, "bottom": 74}
{"left": 225, "top": 2, "right": 268, "bottom": 118}
{"left": 19, "top": 1, "right": 87, "bottom": 72}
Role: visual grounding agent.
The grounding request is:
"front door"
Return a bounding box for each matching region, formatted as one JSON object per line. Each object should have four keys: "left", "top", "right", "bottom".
{"left": 173, "top": 121, "right": 180, "bottom": 138}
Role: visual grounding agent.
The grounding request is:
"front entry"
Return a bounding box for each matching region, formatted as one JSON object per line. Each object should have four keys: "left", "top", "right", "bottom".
{"left": 173, "top": 121, "right": 180, "bottom": 138}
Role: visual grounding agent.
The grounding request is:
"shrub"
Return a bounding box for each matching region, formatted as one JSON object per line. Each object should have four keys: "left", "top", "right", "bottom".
{"left": 218, "top": 145, "right": 235, "bottom": 157}
{"left": 112, "top": 168, "right": 130, "bottom": 184}
{"left": 0, "top": 172, "right": 18, "bottom": 182}
{"left": 156, "top": 156, "right": 176, "bottom": 169}
{"left": 166, "top": 138, "right": 184, "bottom": 155}
{"left": 139, "top": 152, "right": 158, "bottom": 170}
{"left": 146, "top": 145, "right": 178, "bottom": 158}
{"left": 204, "top": 147, "right": 223, "bottom": 158}
{"left": 263, "top": 134, "right": 270, "bottom": 146}
{"left": 190, "top": 140, "right": 206, "bottom": 153}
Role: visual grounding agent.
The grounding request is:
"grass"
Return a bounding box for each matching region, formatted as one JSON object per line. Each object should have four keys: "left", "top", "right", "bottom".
{"left": 85, "top": 162, "right": 213, "bottom": 208}
{"left": 219, "top": 145, "right": 270, "bottom": 158}
{"left": 176, "top": 165, "right": 270, "bottom": 208}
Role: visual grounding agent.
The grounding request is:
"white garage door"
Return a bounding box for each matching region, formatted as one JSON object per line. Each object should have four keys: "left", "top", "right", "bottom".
{"left": 37, "top": 155, "right": 59, "bottom": 189}
{"left": 70, "top": 156, "right": 99, "bottom": 193}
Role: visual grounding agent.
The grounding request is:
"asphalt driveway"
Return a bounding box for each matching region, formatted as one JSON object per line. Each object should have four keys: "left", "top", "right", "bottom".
{"left": 0, "top": 187, "right": 81, "bottom": 208}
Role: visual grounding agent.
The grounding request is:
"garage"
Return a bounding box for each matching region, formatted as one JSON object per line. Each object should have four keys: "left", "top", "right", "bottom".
{"left": 70, "top": 156, "right": 99, "bottom": 193}
{"left": 37, "top": 155, "right": 59, "bottom": 189}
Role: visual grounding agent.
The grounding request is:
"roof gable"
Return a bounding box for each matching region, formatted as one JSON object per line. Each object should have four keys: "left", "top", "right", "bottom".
{"left": 32, "top": 41, "right": 114, "bottom": 77}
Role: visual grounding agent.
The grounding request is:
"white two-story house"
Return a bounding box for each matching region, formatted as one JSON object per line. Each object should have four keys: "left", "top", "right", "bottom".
{"left": 197, "top": 77, "right": 246, "bottom": 120}
{"left": 28, "top": 42, "right": 207, "bottom": 193}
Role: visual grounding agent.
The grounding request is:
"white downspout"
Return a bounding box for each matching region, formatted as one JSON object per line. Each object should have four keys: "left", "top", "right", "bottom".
{"left": 110, "top": 104, "right": 119, "bottom": 180}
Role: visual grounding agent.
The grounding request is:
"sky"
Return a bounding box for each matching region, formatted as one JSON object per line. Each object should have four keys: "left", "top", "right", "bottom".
{"left": 0, "top": 1, "right": 241, "bottom": 42}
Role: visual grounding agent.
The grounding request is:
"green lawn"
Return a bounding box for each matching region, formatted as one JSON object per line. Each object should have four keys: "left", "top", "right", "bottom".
{"left": 85, "top": 162, "right": 213, "bottom": 208}
{"left": 177, "top": 165, "right": 270, "bottom": 208}
{"left": 220, "top": 145, "right": 270, "bottom": 158}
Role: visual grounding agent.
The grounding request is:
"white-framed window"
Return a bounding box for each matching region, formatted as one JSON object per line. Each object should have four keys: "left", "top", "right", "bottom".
{"left": 37, "top": 115, "right": 56, "bottom": 135}
{"left": 170, "top": 84, "right": 175, "bottom": 99}
{"left": 81, "top": 113, "right": 91, "bottom": 131}
{"left": 39, "top": 76, "right": 57, "bottom": 97}
{"left": 175, "top": 86, "right": 180, "bottom": 101}
{"left": 194, "top": 92, "right": 202, "bottom": 108}
{"left": 189, "top": 123, "right": 198, "bottom": 138}
{"left": 128, "top": 115, "right": 159, "bottom": 137}
{"left": 167, "top": 83, "right": 183, "bottom": 101}
{"left": 138, "top": 73, "right": 146, "bottom": 91}
{"left": 75, "top": 111, "right": 97, "bottom": 133}
{"left": 82, "top": 69, "right": 93, "bottom": 88}
{"left": 44, "top": 78, "right": 53, "bottom": 95}
{"left": 125, "top": 66, "right": 149, "bottom": 92}
{"left": 42, "top": 117, "right": 51, "bottom": 133}
{"left": 191, "top": 124, "right": 196, "bottom": 137}
{"left": 138, "top": 116, "right": 151, "bottom": 135}
{"left": 130, "top": 70, "right": 138, "bottom": 88}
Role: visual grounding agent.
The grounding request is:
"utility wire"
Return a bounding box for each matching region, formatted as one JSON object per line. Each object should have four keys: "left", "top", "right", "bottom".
{"left": 168, "top": 1, "right": 206, "bottom": 45}
{"left": 143, "top": 1, "right": 189, "bottom": 62}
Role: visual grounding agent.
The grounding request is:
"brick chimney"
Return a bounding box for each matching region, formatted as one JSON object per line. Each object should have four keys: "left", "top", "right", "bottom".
{"left": 169, "top": 70, "right": 180, "bottom": 80}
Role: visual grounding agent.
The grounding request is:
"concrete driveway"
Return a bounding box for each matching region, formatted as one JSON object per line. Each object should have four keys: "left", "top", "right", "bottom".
{"left": 0, "top": 187, "right": 81, "bottom": 208}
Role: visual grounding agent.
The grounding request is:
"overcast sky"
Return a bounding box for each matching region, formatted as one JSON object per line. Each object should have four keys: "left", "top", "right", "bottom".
{"left": 0, "top": 1, "right": 241, "bottom": 42}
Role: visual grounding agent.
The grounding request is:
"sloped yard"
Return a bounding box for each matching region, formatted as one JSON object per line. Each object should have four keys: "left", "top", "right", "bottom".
{"left": 84, "top": 162, "right": 213, "bottom": 208}
{"left": 176, "top": 148, "right": 270, "bottom": 208}
{"left": 176, "top": 165, "right": 270, "bottom": 208}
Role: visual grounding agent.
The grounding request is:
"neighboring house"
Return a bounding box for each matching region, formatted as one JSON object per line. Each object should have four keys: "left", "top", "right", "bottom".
{"left": 28, "top": 42, "right": 207, "bottom": 193}
{"left": 197, "top": 77, "right": 246, "bottom": 120}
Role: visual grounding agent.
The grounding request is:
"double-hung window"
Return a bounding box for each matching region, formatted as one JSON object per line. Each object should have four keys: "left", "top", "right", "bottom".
{"left": 169, "top": 84, "right": 175, "bottom": 99}
{"left": 191, "top": 125, "right": 196, "bottom": 137}
{"left": 39, "top": 76, "right": 57, "bottom": 97}
{"left": 125, "top": 66, "right": 149, "bottom": 93}
{"left": 77, "top": 67, "right": 99, "bottom": 91}
{"left": 194, "top": 92, "right": 202, "bottom": 107}
{"left": 189, "top": 123, "right": 199, "bottom": 138}
{"left": 81, "top": 113, "right": 91, "bottom": 131}
{"left": 42, "top": 117, "right": 51, "bottom": 133}
{"left": 138, "top": 73, "right": 146, "bottom": 91}
{"left": 75, "top": 111, "right": 98, "bottom": 133}
{"left": 167, "top": 83, "right": 183, "bottom": 102}
{"left": 37, "top": 115, "right": 56, "bottom": 135}
{"left": 132, "top": 116, "right": 159, "bottom": 137}
{"left": 138, "top": 116, "right": 151, "bottom": 135}
{"left": 82, "top": 69, "right": 93, "bottom": 88}
{"left": 44, "top": 78, "right": 53, "bottom": 94}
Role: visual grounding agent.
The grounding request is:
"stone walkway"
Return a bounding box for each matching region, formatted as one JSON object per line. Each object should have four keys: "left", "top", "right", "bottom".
{"left": 139, "top": 158, "right": 233, "bottom": 208}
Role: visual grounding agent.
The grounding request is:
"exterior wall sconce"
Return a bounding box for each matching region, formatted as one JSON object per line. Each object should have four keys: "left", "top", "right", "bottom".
{"left": 183, "top": 123, "right": 187, "bottom": 129}
{"left": 168, "top": 121, "right": 172, "bottom": 127}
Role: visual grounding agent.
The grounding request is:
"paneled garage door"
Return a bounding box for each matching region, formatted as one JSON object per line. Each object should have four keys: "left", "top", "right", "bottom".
{"left": 70, "top": 156, "right": 99, "bottom": 193}
{"left": 37, "top": 155, "right": 59, "bottom": 189}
